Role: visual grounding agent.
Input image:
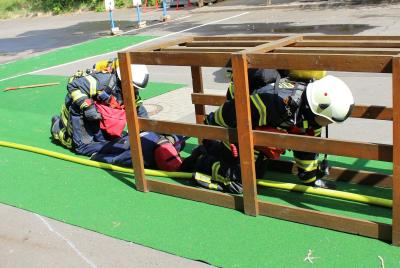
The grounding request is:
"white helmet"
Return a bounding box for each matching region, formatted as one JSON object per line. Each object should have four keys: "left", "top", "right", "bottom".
{"left": 306, "top": 75, "right": 354, "bottom": 123}
{"left": 117, "top": 64, "right": 149, "bottom": 89}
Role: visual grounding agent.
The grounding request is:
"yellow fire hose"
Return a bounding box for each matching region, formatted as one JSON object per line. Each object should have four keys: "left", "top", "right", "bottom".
{"left": 0, "top": 140, "right": 392, "bottom": 208}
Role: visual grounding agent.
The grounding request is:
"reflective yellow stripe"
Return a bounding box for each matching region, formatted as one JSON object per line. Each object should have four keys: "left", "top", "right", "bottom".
{"left": 59, "top": 128, "right": 72, "bottom": 149}
{"left": 84, "top": 75, "right": 97, "bottom": 97}
{"left": 135, "top": 96, "right": 143, "bottom": 107}
{"left": 228, "top": 82, "right": 234, "bottom": 99}
{"left": 212, "top": 162, "right": 230, "bottom": 185}
{"left": 295, "top": 158, "right": 318, "bottom": 172}
{"left": 250, "top": 94, "right": 267, "bottom": 126}
{"left": 314, "top": 128, "right": 322, "bottom": 137}
{"left": 222, "top": 141, "right": 231, "bottom": 151}
{"left": 70, "top": 90, "right": 86, "bottom": 102}
{"left": 209, "top": 183, "right": 219, "bottom": 190}
{"left": 215, "top": 106, "right": 228, "bottom": 127}
{"left": 303, "top": 176, "right": 317, "bottom": 184}
{"left": 303, "top": 120, "right": 309, "bottom": 129}
{"left": 61, "top": 105, "right": 69, "bottom": 127}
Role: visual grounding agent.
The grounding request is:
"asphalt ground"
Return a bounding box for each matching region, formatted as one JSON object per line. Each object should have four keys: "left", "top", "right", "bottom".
{"left": 1, "top": 0, "right": 400, "bottom": 267}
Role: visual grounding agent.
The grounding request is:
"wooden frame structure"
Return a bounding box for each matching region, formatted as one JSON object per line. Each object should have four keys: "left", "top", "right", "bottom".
{"left": 118, "top": 35, "right": 400, "bottom": 245}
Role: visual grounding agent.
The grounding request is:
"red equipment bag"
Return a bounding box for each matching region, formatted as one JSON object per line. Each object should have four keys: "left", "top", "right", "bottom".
{"left": 95, "top": 97, "right": 126, "bottom": 139}
{"left": 255, "top": 126, "right": 286, "bottom": 160}
{"left": 154, "top": 138, "right": 183, "bottom": 171}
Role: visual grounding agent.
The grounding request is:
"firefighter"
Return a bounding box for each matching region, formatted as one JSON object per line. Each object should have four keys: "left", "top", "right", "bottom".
{"left": 183, "top": 71, "right": 354, "bottom": 193}
{"left": 50, "top": 59, "right": 150, "bottom": 156}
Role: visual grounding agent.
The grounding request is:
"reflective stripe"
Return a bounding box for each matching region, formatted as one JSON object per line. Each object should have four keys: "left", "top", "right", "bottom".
{"left": 61, "top": 105, "right": 69, "bottom": 127}
{"left": 70, "top": 90, "right": 86, "bottom": 103}
{"left": 222, "top": 141, "right": 231, "bottom": 151}
{"left": 314, "top": 128, "right": 322, "bottom": 137}
{"left": 250, "top": 94, "right": 267, "bottom": 126}
{"left": 59, "top": 128, "right": 72, "bottom": 149}
{"left": 212, "top": 162, "right": 230, "bottom": 185}
{"left": 228, "top": 82, "right": 234, "bottom": 99}
{"left": 215, "top": 106, "right": 228, "bottom": 127}
{"left": 135, "top": 96, "right": 143, "bottom": 107}
{"left": 80, "top": 101, "right": 90, "bottom": 110}
{"left": 295, "top": 158, "right": 318, "bottom": 172}
{"left": 84, "top": 75, "right": 97, "bottom": 97}
{"left": 302, "top": 176, "right": 317, "bottom": 184}
{"left": 303, "top": 120, "right": 309, "bottom": 129}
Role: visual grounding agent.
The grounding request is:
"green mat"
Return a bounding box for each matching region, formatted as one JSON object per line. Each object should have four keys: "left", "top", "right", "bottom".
{"left": 0, "top": 35, "right": 154, "bottom": 81}
{"left": 1, "top": 76, "right": 399, "bottom": 266}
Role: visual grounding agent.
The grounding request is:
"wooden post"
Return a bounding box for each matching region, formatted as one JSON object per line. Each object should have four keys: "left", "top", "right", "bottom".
{"left": 191, "top": 66, "right": 206, "bottom": 124}
{"left": 392, "top": 56, "right": 400, "bottom": 245}
{"left": 232, "top": 53, "right": 259, "bottom": 216}
{"left": 118, "top": 52, "right": 148, "bottom": 192}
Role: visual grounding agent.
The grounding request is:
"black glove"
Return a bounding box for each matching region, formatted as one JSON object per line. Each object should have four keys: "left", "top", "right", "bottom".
{"left": 83, "top": 105, "right": 102, "bottom": 121}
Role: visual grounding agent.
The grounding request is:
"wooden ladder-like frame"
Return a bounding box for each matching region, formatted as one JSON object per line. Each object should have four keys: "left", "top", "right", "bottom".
{"left": 117, "top": 34, "right": 400, "bottom": 245}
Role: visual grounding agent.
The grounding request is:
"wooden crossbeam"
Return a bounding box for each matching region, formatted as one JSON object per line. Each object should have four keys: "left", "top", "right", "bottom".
{"left": 247, "top": 53, "right": 392, "bottom": 73}
{"left": 191, "top": 93, "right": 393, "bottom": 120}
{"left": 293, "top": 40, "right": 400, "bottom": 48}
{"left": 253, "top": 131, "right": 393, "bottom": 162}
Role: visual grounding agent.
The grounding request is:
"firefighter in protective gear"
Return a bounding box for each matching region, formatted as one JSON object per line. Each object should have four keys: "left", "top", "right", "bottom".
{"left": 184, "top": 70, "right": 354, "bottom": 192}
{"left": 50, "top": 59, "right": 150, "bottom": 156}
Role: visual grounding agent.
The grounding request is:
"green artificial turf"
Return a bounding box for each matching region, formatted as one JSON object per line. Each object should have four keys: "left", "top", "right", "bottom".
{"left": 0, "top": 35, "right": 154, "bottom": 81}
{"left": 1, "top": 75, "right": 399, "bottom": 266}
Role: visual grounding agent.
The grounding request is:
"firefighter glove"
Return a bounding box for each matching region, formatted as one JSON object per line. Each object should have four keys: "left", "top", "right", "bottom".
{"left": 84, "top": 105, "right": 102, "bottom": 121}
{"left": 97, "top": 91, "right": 111, "bottom": 103}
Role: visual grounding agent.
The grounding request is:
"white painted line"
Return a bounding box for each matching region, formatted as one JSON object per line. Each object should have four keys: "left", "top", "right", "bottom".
{"left": 36, "top": 214, "right": 98, "bottom": 268}
{"left": 0, "top": 12, "right": 249, "bottom": 83}
{"left": 116, "top": 14, "right": 192, "bottom": 35}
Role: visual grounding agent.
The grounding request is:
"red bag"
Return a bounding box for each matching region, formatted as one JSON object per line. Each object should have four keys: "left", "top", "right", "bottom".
{"left": 95, "top": 98, "right": 126, "bottom": 139}
{"left": 255, "top": 126, "right": 286, "bottom": 160}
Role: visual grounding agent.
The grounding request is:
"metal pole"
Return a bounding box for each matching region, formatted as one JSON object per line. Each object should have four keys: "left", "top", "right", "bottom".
{"left": 109, "top": 10, "right": 115, "bottom": 29}
{"left": 136, "top": 6, "right": 142, "bottom": 23}
{"left": 162, "top": 0, "right": 167, "bottom": 17}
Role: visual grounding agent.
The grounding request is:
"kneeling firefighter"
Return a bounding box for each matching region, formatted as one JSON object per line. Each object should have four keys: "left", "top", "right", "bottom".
{"left": 183, "top": 70, "right": 354, "bottom": 193}
{"left": 50, "top": 59, "right": 149, "bottom": 156}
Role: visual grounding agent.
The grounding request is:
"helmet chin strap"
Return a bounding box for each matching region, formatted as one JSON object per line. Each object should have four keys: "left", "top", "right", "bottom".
{"left": 319, "top": 125, "right": 330, "bottom": 177}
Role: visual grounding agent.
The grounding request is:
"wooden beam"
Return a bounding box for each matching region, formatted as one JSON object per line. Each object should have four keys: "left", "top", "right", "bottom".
{"left": 128, "top": 51, "right": 232, "bottom": 67}
{"left": 265, "top": 159, "right": 393, "bottom": 188}
{"left": 245, "top": 35, "right": 303, "bottom": 53}
{"left": 275, "top": 47, "right": 400, "bottom": 55}
{"left": 138, "top": 118, "right": 237, "bottom": 142}
{"left": 191, "top": 93, "right": 226, "bottom": 106}
{"left": 294, "top": 40, "right": 400, "bottom": 48}
{"left": 147, "top": 180, "right": 243, "bottom": 210}
{"left": 118, "top": 52, "right": 148, "bottom": 192}
{"left": 351, "top": 105, "right": 393, "bottom": 120}
{"left": 392, "top": 56, "right": 400, "bottom": 245}
{"left": 253, "top": 131, "right": 393, "bottom": 162}
{"left": 247, "top": 53, "right": 393, "bottom": 73}
{"left": 303, "top": 35, "right": 400, "bottom": 41}
{"left": 161, "top": 47, "right": 247, "bottom": 52}
{"left": 258, "top": 201, "right": 391, "bottom": 241}
{"left": 133, "top": 36, "right": 194, "bottom": 52}
{"left": 193, "top": 35, "right": 288, "bottom": 41}
{"left": 191, "top": 66, "right": 205, "bottom": 124}
{"left": 191, "top": 94, "right": 393, "bottom": 120}
{"left": 185, "top": 41, "right": 266, "bottom": 47}
{"left": 232, "top": 53, "right": 259, "bottom": 216}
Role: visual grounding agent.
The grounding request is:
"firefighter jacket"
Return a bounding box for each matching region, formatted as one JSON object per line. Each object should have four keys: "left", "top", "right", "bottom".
{"left": 205, "top": 78, "right": 323, "bottom": 184}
